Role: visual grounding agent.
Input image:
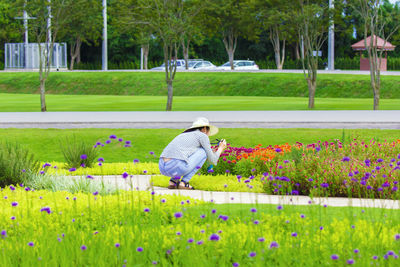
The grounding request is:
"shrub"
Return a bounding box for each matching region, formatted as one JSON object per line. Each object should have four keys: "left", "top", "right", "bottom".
{"left": 0, "top": 142, "right": 40, "bottom": 187}
{"left": 59, "top": 136, "right": 99, "bottom": 169}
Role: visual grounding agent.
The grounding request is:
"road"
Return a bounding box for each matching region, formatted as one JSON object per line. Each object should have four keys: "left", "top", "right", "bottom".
{"left": 0, "top": 110, "right": 399, "bottom": 129}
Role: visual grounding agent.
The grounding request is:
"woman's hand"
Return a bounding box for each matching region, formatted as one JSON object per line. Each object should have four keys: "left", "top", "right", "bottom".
{"left": 217, "top": 139, "right": 227, "bottom": 153}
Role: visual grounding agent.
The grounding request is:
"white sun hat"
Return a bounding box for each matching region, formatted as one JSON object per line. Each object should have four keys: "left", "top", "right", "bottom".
{"left": 185, "top": 117, "right": 219, "bottom": 136}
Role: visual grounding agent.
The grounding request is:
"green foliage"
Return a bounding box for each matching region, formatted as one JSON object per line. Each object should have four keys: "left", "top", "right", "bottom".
{"left": 59, "top": 136, "right": 99, "bottom": 169}
{"left": 0, "top": 142, "right": 40, "bottom": 187}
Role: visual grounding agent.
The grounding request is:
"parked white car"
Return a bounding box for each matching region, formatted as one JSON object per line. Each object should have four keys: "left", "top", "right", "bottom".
{"left": 151, "top": 60, "right": 186, "bottom": 70}
{"left": 186, "top": 60, "right": 216, "bottom": 70}
{"left": 217, "top": 60, "right": 259, "bottom": 70}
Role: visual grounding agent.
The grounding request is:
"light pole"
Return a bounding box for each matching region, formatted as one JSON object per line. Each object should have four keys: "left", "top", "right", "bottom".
{"left": 328, "top": 0, "right": 334, "bottom": 70}
{"left": 102, "top": 0, "right": 108, "bottom": 71}
{"left": 15, "top": 5, "right": 36, "bottom": 68}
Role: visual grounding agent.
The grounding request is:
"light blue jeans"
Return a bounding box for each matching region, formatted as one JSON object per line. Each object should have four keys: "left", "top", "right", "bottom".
{"left": 159, "top": 148, "right": 207, "bottom": 183}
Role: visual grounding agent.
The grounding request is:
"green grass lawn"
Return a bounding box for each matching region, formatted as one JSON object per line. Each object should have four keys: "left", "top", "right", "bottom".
{"left": 1, "top": 128, "right": 399, "bottom": 163}
{"left": 1, "top": 71, "right": 400, "bottom": 98}
{"left": 2, "top": 93, "right": 400, "bottom": 111}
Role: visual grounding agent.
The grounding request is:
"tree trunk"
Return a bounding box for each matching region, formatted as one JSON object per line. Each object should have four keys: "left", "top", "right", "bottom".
{"left": 40, "top": 78, "right": 47, "bottom": 112}
{"left": 373, "top": 87, "right": 379, "bottom": 110}
{"left": 142, "top": 43, "right": 149, "bottom": 70}
{"left": 182, "top": 39, "right": 190, "bottom": 70}
{"left": 294, "top": 43, "right": 300, "bottom": 60}
{"left": 166, "top": 80, "right": 173, "bottom": 111}
{"left": 307, "top": 78, "right": 316, "bottom": 109}
{"left": 69, "top": 37, "right": 82, "bottom": 70}
{"left": 223, "top": 31, "right": 237, "bottom": 70}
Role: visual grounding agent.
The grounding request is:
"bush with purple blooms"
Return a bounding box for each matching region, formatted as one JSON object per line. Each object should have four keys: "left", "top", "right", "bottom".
{"left": 59, "top": 136, "right": 99, "bottom": 169}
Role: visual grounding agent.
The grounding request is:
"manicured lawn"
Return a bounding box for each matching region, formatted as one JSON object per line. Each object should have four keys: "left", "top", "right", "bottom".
{"left": 1, "top": 71, "right": 400, "bottom": 98}
{"left": 2, "top": 93, "right": 400, "bottom": 111}
{"left": 2, "top": 128, "right": 400, "bottom": 163}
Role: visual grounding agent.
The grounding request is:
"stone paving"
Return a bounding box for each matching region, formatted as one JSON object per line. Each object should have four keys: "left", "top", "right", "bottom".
{"left": 77, "top": 175, "right": 400, "bottom": 209}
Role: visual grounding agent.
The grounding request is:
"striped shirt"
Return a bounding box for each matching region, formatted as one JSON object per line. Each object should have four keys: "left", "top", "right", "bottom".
{"left": 160, "top": 130, "right": 221, "bottom": 165}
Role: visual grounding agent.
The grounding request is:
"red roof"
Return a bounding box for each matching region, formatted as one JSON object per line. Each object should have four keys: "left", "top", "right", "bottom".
{"left": 351, "top": 35, "right": 396, "bottom": 51}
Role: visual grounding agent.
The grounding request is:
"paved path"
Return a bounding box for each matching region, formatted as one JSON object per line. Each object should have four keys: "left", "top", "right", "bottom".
{"left": 78, "top": 175, "right": 400, "bottom": 209}
{"left": 1, "top": 110, "right": 400, "bottom": 129}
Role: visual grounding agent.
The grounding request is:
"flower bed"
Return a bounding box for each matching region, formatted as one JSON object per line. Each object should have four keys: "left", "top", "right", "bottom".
{"left": 199, "top": 139, "right": 400, "bottom": 199}
{"left": 1, "top": 186, "right": 400, "bottom": 266}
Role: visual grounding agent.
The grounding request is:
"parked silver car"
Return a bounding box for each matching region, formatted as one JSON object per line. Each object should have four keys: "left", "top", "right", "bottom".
{"left": 151, "top": 60, "right": 186, "bottom": 70}
{"left": 186, "top": 60, "right": 216, "bottom": 70}
{"left": 217, "top": 60, "right": 259, "bottom": 70}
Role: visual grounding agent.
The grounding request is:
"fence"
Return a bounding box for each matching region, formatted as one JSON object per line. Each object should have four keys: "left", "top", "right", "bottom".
{"left": 4, "top": 43, "right": 67, "bottom": 70}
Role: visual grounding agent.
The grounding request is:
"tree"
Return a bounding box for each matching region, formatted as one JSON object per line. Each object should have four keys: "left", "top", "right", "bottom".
{"left": 0, "top": 0, "right": 23, "bottom": 66}
{"left": 353, "top": 0, "right": 400, "bottom": 110}
{"left": 296, "top": 0, "right": 330, "bottom": 109}
{"left": 118, "top": 0, "right": 186, "bottom": 110}
{"left": 180, "top": 0, "right": 205, "bottom": 69}
{"left": 60, "top": 0, "right": 102, "bottom": 70}
{"left": 203, "top": 0, "right": 258, "bottom": 70}
{"left": 14, "top": 0, "right": 72, "bottom": 111}
{"left": 256, "top": 0, "right": 297, "bottom": 69}
{"left": 112, "top": 0, "right": 154, "bottom": 70}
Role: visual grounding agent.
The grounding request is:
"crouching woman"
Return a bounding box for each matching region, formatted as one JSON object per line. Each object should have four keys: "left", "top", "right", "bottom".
{"left": 159, "top": 117, "right": 227, "bottom": 190}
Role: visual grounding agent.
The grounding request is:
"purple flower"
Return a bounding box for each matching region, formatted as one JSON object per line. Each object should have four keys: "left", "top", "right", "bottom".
{"left": 105, "top": 140, "right": 111, "bottom": 144}
{"left": 218, "top": 215, "right": 229, "bottom": 221}
{"left": 197, "top": 240, "right": 204, "bottom": 245}
{"left": 354, "top": 249, "right": 359, "bottom": 254}
{"left": 300, "top": 214, "right": 305, "bottom": 218}
{"left": 291, "top": 232, "right": 298, "bottom": 237}
{"left": 315, "top": 146, "right": 321, "bottom": 152}
{"left": 143, "top": 170, "right": 148, "bottom": 174}
{"left": 347, "top": 259, "right": 354, "bottom": 264}
{"left": 211, "top": 209, "right": 216, "bottom": 214}
{"left": 86, "top": 175, "right": 94, "bottom": 179}
{"left": 395, "top": 234, "right": 400, "bottom": 240}
{"left": 133, "top": 159, "right": 139, "bottom": 163}
{"left": 125, "top": 141, "right": 131, "bottom": 145}
{"left": 209, "top": 233, "right": 220, "bottom": 241}
{"left": 377, "top": 158, "right": 384, "bottom": 163}
{"left": 250, "top": 208, "right": 257, "bottom": 213}
{"left": 136, "top": 247, "right": 143, "bottom": 252}
{"left": 93, "top": 191, "right": 98, "bottom": 196}
{"left": 115, "top": 243, "right": 120, "bottom": 248}
{"left": 275, "top": 148, "right": 282, "bottom": 153}
{"left": 118, "top": 138, "right": 123, "bottom": 142}
{"left": 277, "top": 205, "right": 283, "bottom": 210}
{"left": 40, "top": 207, "right": 51, "bottom": 214}
{"left": 80, "top": 154, "right": 87, "bottom": 160}
{"left": 1, "top": 230, "right": 6, "bottom": 238}
{"left": 69, "top": 168, "right": 76, "bottom": 172}
{"left": 98, "top": 158, "right": 104, "bottom": 162}
{"left": 200, "top": 214, "right": 205, "bottom": 219}
{"left": 161, "top": 199, "right": 166, "bottom": 203}
{"left": 225, "top": 169, "right": 230, "bottom": 173}
{"left": 122, "top": 172, "right": 128, "bottom": 179}
{"left": 174, "top": 212, "right": 183, "bottom": 218}
{"left": 143, "top": 208, "right": 150, "bottom": 212}
{"left": 321, "top": 183, "right": 329, "bottom": 188}
{"left": 98, "top": 162, "right": 102, "bottom": 166}
{"left": 149, "top": 151, "right": 154, "bottom": 155}
{"left": 28, "top": 242, "right": 34, "bottom": 247}
{"left": 109, "top": 135, "right": 117, "bottom": 139}
{"left": 40, "top": 171, "right": 45, "bottom": 174}
{"left": 187, "top": 238, "right": 194, "bottom": 243}
{"left": 372, "top": 256, "right": 378, "bottom": 260}
{"left": 342, "top": 157, "right": 350, "bottom": 162}
{"left": 232, "top": 263, "right": 239, "bottom": 267}
{"left": 81, "top": 245, "right": 87, "bottom": 250}
{"left": 21, "top": 169, "right": 26, "bottom": 173}
{"left": 249, "top": 252, "right": 256, "bottom": 257}
{"left": 269, "top": 241, "right": 279, "bottom": 249}
{"left": 10, "top": 216, "right": 15, "bottom": 220}
{"left": 331, "top": 254, "right": 339, "bottom": 260}
{"left": 11, "top": 202, "right": 18, "bottom": 207}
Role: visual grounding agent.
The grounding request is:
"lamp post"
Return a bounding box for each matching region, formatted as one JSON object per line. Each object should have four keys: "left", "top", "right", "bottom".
{"left": 102, "top": 0, "right": 108, "bottom": 71}
{"left": 14, "top": 5, "right": 36, "bottom": 68}
{"left": 327, "top": 0, "right": 334, "bottom": 70}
